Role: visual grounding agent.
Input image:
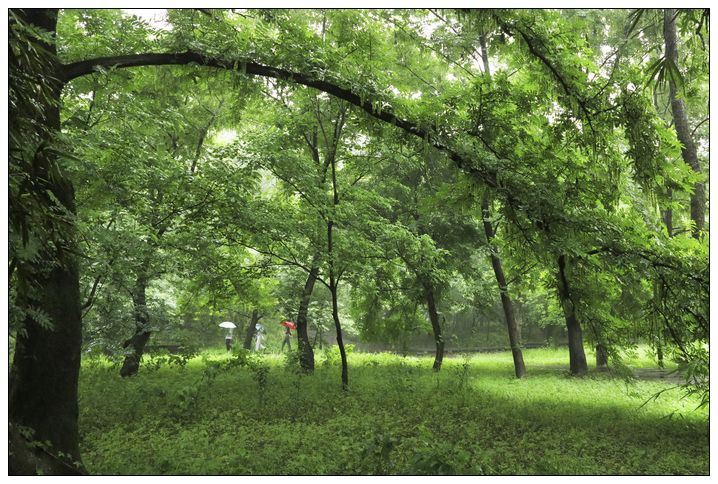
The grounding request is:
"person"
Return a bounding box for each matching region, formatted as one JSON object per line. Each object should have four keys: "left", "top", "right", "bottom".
{"left": 255, "top": 323, "right": 265, "bottom": 351}
{"left": 281, "top": 325, "right": 292, "bottom": 352}
{"left": 225, "top": 329, "right": 233, "bottom": 352}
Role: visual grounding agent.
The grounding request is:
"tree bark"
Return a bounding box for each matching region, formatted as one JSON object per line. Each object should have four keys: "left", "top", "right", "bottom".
{"left": 424, "top": 283, "right": 445, "bottom": 371}
{"left": 328, "top": 221, "right": 349, "bottom": 390}
{"left": 295, "top": 253, "right": 320, "bottom": 371}
{"left": 330, "top": 278, "right": 349, "bottom": 391}
{"left": 595, "top": 344, "right": 609, "bottom": 368}
{"left": 120, "top": 273, "right": 151, "bottom": 377}
{"left": 243, "top": 309, "right": 260, "bottom": 350}
{"left": 664, "top": 8, "right": 705, "bottom": 239}
{"left": 556, "top": 255, "right": 588, "bottom": 376}
{"left": 327, "top": 143, "right": 349, "bottom": 390}
{"left": 481, "top": 193, "right": 526, "bottom": 378}
{"left": 9, "top": 8, "right": 85, "bottom": 475}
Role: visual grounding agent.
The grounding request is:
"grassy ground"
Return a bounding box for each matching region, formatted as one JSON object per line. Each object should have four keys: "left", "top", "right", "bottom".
{"left": 78, "top": 346, "right": 708, "bottom": 475}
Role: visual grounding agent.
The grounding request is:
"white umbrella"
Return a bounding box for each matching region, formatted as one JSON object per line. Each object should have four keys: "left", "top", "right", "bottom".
{"left": 219, "top": 321, "right": 236, "bottom": 329}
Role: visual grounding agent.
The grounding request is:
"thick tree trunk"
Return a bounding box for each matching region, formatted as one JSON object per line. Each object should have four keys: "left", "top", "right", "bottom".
{"left": 120, "top": 273, "right": 151, "bottom": 377}
{"left": 481, "top": 193, "right": 526, "bottom": 378}
{"left": 295, "top": 252, "right": 320, "bottom": 371}
{"left": 664, "top": 9, "right": 705, "bottom": 239}
{"left": 424, "top": 284, "right": 445, "bottom": 372}
{"left": 244, "top": 309, "right": 260, "bottom": 350}
{"left": 9, "top": 9, "right": 85, "bottom": 475}
{"left": 556, "top": 255, "right": 588, "bottom": 376}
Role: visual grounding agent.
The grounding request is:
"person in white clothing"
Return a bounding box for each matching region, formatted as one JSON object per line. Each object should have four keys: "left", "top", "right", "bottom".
{"left": 254, "top": 323, "right": 265, "bottom": 351}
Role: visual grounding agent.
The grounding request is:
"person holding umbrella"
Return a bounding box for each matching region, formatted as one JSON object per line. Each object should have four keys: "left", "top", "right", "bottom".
{"left": 219, "top": 322, "right": 236, "bottom": 352}
{"left": 280, "top": 320, "right": 296, "bottom": 352}
{"left": 255, "top": 323, "right": 266, "bottom": 351}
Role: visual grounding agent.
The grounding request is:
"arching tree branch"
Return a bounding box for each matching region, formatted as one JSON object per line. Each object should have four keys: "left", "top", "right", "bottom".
{"left": 61, "top": 51, "right": 497, "bottom": 188}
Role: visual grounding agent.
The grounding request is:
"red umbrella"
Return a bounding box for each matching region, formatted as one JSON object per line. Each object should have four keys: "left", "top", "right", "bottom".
{"left": 280, "top": 320, "right": 297, "bottom": 330}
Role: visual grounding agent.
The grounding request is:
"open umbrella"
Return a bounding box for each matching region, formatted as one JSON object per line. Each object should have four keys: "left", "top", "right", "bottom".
{"left": 219, "top": 321, "right": 236, "bottom": 329}
{"left": 280, "top": 320, "right": 297, "bottom": 330}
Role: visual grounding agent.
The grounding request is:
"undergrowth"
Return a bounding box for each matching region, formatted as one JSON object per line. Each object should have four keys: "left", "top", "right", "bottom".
{"left": 78, "top": 347, "right": 708, "bottom": 475}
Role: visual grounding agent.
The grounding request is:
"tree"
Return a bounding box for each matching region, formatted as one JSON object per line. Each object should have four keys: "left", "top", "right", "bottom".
{"left": 9, "top": 9, "right": 84, "bottom": 474}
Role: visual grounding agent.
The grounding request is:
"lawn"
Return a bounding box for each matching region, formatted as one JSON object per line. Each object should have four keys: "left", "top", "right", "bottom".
{"left": 78, "top": 346, "right": 708, "bottom": 475}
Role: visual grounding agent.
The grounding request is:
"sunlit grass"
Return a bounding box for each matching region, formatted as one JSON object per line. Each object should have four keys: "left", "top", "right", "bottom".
{"left": 78, "top": 346, "right": 708, "bottom": 475}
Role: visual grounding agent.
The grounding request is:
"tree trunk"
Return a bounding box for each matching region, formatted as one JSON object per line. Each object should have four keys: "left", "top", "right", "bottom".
{"left": 9, "top": 9, "right": 85, "bottom": 475}
{"left": 330, "top": 280, "right": 349, "bottom": 391}
{"left": 556, "top": 255, "right": 588, "bottom": 376}
{"left": 120, "top": 273, "right": 151, "bottom": 377}
{"left": 295, "top": 252, "right": 320, "bottom": 371}
{"left": 595, "top": 344, "right": 609, "bottom": 369}
{"left": 664, "top": 8, "right": 705, "bottom": 239}
{"left": 243, "top": 309, "right": 259, "bottom": 350}
{"left": 481, "top": 193, "right": 526, "bottom": 378}
{"left": 424, "top": 283, "right": 445, "bottom": 371}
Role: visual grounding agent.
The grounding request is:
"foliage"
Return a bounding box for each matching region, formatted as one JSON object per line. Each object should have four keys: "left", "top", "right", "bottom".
{"left": 78, "top": 348, "right": 707, "bottom": 475}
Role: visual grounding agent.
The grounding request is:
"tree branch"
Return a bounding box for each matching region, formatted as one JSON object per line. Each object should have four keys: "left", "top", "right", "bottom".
{"left": 61, "top": 51, "right": 496, "bottom": 188}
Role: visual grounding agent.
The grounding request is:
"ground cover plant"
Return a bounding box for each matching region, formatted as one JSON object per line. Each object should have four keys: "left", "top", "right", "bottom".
{"left": 78, "top": 347, "right": 707, "bottom": 475}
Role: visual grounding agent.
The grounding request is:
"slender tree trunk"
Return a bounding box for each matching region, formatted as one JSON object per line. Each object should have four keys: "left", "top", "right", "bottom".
{"left": 595, "top": 344, "right": 609, "bottom": 368}
{"left": 478, "top": 33, "right": 526, "bottom": 377}
{"left": 295, "top": 252, "right": 320, "bottom": 371}
{"left": 244, "top": 309, "right": 260, "bottom": 350}
{"left": 664, "top": 8, "right": 705, "bottom": 239}
{"left": 325, "top": 120, "right": 349, "bottom": 390}
{"left": 481, "top": 193, "right": 526, "bottom": 378}
{"left": 556, "top": 255, "right": 588, "bottom": 375}
{"left": 9, "top": 9, "right": 85, "bottom": 475}
{"left": 424, "top": 283, "right": 445, "bottom": 371}
{"left": 328, "top": 220, "right": 349, "bottom": 390}
{"left": 330, "top": 280, "right": 349, "bottom": 391}
{"left": 120, "top": 273, "right": 151, "bottom": 377}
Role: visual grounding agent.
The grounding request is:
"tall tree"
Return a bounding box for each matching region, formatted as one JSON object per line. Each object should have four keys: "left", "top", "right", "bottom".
{"left": 663, "top": 8, "right": 705, "bottom": 239}
{"left": 9, "top": 9, "right": 84, "bottom": 474}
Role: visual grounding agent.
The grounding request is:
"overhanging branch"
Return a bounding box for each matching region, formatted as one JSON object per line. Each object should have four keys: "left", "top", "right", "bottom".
{"left": 61, "top": 51, "right": 497, "bottom": 188}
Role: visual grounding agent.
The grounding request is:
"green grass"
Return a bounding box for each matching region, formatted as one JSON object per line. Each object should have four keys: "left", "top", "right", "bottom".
{"left": 78, "top": 347, "right": 708, "bottom": 475}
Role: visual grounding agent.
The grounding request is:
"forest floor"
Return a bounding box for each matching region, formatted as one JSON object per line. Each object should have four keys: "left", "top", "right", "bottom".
{"left": 78, "top": 346, "right": 708, "bottom": 475}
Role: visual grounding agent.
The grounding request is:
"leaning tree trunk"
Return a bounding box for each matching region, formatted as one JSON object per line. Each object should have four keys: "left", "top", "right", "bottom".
{"left": 664, "top": 9, "right": 705, "bottom": 239}
{"left": 120, "top": 273, "right": 151, "bottom": 377}
{"left": 327, "top": 214, "right": 349, "bottom": 390}
{"left": 243, "top": 309, "right": 260, "bottom": 350}
{"left": 330, "top": 280, "right": 349, "bottom": 391}
{"left": 424, "top": 283, "right": 445, "bottom": 372}
{"left": 9, "top": 8, "right": 85, "bottom": 475}
{"left": 481, "top": 193, "right": 526, "bottom": 378}
{"left": 556, "top": 255, "right": 588, "bottom": 376}
{"left": 295, "top": 252, "right": 320, "bottom": 371}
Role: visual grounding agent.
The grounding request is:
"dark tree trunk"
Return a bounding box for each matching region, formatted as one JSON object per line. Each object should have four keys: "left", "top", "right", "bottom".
{"left": 120, "top": 273, "right": 151, "bottom": 377}
{"left": 661, "top": 189, "right": 673, "bottom": 237}
{"left": 330, "top": 280, "right": 349, "bottom": 391}
{"left": 243, "top": 309, "right": 260, "bottom": 350}
{"left": 595, "top": 344, "right": 609, "bottom": 368}
{"left": 327, "top": 209, "right": 349, "bottom": 389}
{"left": 295, "top": 252, "right": 320, "bottom": 371}
{"left": 557, "top": 255, "right": 588, "bottom": 376}
{"left": 424, "top": 284, "right": 445, "bottom": 372}
{"left": 664, "top": 9, "right": 705, "bottom": 239}
{"left": 9, "top": 9, "right": 85, "bottom": 475}
{"left": 481, "top": 193, "right": 526, "bottom": 378}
